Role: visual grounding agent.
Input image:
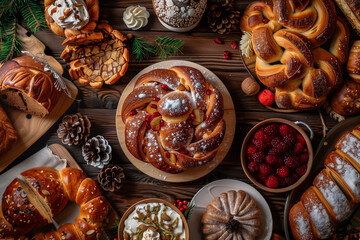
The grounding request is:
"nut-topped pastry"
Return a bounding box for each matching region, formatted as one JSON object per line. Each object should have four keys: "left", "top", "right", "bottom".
{"left": 45, "top": 0, "right": 99, "bottom": 38}
{"left": 240, "top": 0, "right": 350, "bottom": 110}
{"left": 121, "top": 66, "right": 225, "bottom": 174}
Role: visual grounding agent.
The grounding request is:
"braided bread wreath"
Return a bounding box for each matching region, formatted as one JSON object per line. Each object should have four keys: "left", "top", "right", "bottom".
{"left": 240, "top": 0, "right": 350, "bottom": 111}
{"left": 116, "top": 61, "right": 235, "bottom": 182}
{"left": 0, "top": 167, "right": 109, "bottom": 240}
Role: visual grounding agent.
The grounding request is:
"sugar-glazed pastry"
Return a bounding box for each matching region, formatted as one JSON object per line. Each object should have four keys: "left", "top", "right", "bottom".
{"left": 289, "top": 124, "right": 360, "bottom": 239}
{"left": 201, "top": 190, "right": 261, "bottom": 240}
{"left": 45, "top": 0, "right": 99, "bottom": 38}
{"left": 240, "top": 0, "right": 350, "bottom": 110}
{"left": 121, "top": 66, "right": 225, "bottom": 173}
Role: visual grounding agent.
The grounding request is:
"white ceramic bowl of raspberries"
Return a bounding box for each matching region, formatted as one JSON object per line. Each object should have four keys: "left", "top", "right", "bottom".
{"left": 241, "top": 118, "right": 314, "bottom": 193}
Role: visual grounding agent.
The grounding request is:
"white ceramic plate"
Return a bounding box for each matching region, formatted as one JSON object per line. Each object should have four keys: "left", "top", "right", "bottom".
{"left": 188, "top": 179, "right": 273, "bottom": 240}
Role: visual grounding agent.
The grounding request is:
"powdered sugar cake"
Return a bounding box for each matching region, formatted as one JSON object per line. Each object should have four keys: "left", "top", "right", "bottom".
{"left": 115, "top": 60, "right": 235, "bottom": 182}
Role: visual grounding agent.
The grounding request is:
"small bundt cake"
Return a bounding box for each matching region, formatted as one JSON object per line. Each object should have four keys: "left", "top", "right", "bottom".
{"left": 201, "top": 190, "right": 261, "bottom": 240}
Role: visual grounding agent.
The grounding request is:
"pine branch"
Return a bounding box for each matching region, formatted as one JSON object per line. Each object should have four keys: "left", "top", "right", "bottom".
{"left": 0, "top": 0, "right": 16, "bottom": 18}
{"left": 0, "top": 16, "right": 21, "bottom": 62}
{"left": 153, "top": 37, "right": 184, "bottom": 59}
{"left": 130, "top": 37, "right": 154, "bottom": 60}
{"left": 19, "top": 0, "right": 47, "bottom": 33}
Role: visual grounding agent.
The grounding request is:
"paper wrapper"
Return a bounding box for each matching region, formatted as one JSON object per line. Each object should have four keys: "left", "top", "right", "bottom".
{"left": 0, "top": 146, "right": 80, "bottom": 233}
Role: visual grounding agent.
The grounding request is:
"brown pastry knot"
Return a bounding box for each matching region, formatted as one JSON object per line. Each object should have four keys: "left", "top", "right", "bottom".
{"left": 121, "top": 66, "right": 226, "bottom": 174}
{"left": 0, "top": 167, "right": 109, "bottom": 239}
{"left": 240, "top": 0, "right": 350, "bottom": 110}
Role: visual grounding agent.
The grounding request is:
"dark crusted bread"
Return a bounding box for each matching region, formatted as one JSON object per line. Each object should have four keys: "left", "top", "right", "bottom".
{"left": 334, "top": 0, "right": 360, "bottom": 36}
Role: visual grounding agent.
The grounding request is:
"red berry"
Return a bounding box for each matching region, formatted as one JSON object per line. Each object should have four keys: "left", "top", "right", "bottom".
{"left": 299, "top": 153, "right": 309, "bottom": 163}
{"left": 183, "top": 205, "right": 188, "bottom": 210}
{"left": 263, "top": 124, "right": 279, "bottom": 138}
{"left": 180, "top": 208, "right": 184, "bottom": 212}
{"left": 152, "top": 112, "right": 160, "bottom": 117}
{"left": 153, "top": 97, "right": 160, "bottom": 102}
{"left": 277, "top": 165, "right": 290, "bottom": 178}
{"left": 206, "top": 90, "right": 211, "bottom": 95}
{"left": 279, "top": 124, "right": 293, "bottom": 137}
{"left": 248, "top": 161, "right": 259, "bottom": 173}
{"left": 231, "top": 41, "right": 237, "bottom": 49}
{"left": 259, "top": 163, "right": 272, "bottom": 176}
{"left": 293, "top": 142, "right": 305, "bottom": 154}
{"left": 247, "top": 144, "right": 258, "bottom": 157}
{"left": 151, "top": 104, "right": 157, "bottom": 109}
{"left": 190, "top": 113, "right": 196, "bottom": 119}
{"left": 262, "top": 18, "right": 269, "bottom": 23}
{"left": 188, "top": 119, "right": 193, "bottom": 124}
{"left": 271, "top": 137, "right": 282, "bottom": 147}
{"left": 284, "top": 156, "right": 300, "bottom": 168}
{"left": 161, "top": 84, "right": 168, "bottom": 91}
{"left": 160, "top": 120, "right": 165, "bottom": 127}
{"left": 183, "top": 200, "right": 188, "bottom": 204}
{"left": 177, "top": 199, "right": 181, "bottom": 203}
{"left": 265, "top": 155, "right": 279, "bottom": 165}
{"left": 268, "top": 142, "right": 288, "bottom": 155}
{"left": 257, "top": 173, "right": 267, "bottom": 183}
{"left": 283, "top": 133, "right": 297, "bottom": 146}
{"left": 174, "top": 203, "right": 177, "bottom": 206}
{"left": 296, "top": 165, "right": 307, "bottom": 176}
{"left": 258, "top": 89, "right": 275, "bottom": 106}
{"left": 265, "top": 175, "right": 279, "bottom": 188}
{"left": 214, "top": 38, "right": 223, "bottom": 44}
{"left": 179, "top": 149, "right": 189, "bottom": 155}
{"left": 130, "top": 110, "right": 137, "bottom": 116}
{"left": 254, "top": 139, "right": 268, "bottom": 152}
{"left": 165, "top": 152, "right": 170, "bottom": 158}
{"left": 146, "top": 114, "right": 152, "bottom": 122}
{"left": 224, "top": 50, "right": 230, "bottom": 56}
{"left": 285, "top": 175, "right": 296, "bottom": 186}
{"left": 224, "top": 54, "right": 231, "bottom": 60}
{"left": 254, "top": 130, "right": 265, "bottom": 140}
{"left": 179, "top": 202, "right": 183, "bottom": 206}
{"left": 252, "top": 151, "right": 265, "bottom": 163}
{"left": 297, "top": 134, "right": 306, "bottom": 145}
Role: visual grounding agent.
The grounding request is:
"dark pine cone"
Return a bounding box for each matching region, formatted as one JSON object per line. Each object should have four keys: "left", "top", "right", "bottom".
{"left": 57, "top": 113, "right": 91, "bottom": 146}
{"left": 82, "top": 135, "right": 112, "bottom": 168}
{"left": 98, "top": 164, "right": 125, "bottom": 192}
{"left": 207, "top": 3, "right": 241, "bottom": 34}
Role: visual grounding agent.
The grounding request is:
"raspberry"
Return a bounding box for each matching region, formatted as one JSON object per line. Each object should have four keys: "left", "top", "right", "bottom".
{"left": 271, "top": 137, "right": 282, "bottom": 147}
{"left": 265, "top": 174, "right": 279, "bottom": 188}
{"left": 254, "top": 130, "right": 265, "bottom": 140}
{"left": 283, "top": 133, "right": 297, "bottom": 146}
{"left": 248, "top": 161, "right": 259, "bottom": 173}
{"left": 254, "top": 139, "right": 268, "bottom": 152}
{"left": 265, "top": 155, "right": 279, "bottom": 165}
{"left": 247, "top": 144, "right": 257, "bottom": 157}
{"left": 279, "top": 177, "right": 286, "bottom": 187}
{"left": 277, "top": 165, "right": 290, "bottom": 178}
{"left": 296, "top": 165, "right": 307, "bottom": 176}
{"left": 258, "top": 89, "right": 275, "bottom": 106}
{"left": 297, "top": 134, "right": 305, "bottom": 145}
{"left": 299, "top": 153, "right": 309, "bottom": 164}
{"left": 293, "top": 142, "right": 305, "bottom": 154}
{"left": 256, "top": 173, "right": 267, "bottom": 183}
{"left": 284, "top": 156, "right": 300, "bottom": 168}
{"left": 259, "top": 163, "right": 272, "bottom": 176}
{"left": 268, "top": 142, "right": 288, "bottom": 155}
{"left": 279, "top": 124, "right": 293, "bottom": 137}
{"left": 264, "top": 124, "right": 279, "bottom": 138}
{"left": 285, "top": 175, "right": 296, "bottom": 186}
{"left": 252, "top": 152, "right": 265, "bottom": 163}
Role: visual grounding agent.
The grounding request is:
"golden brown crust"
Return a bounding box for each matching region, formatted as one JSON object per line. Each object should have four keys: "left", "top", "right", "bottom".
{"left": 44, "top": 0, "right": 99, "bottom": 38}
{"left": 75, "top": 178, "right": 102, "bottom": 206}
{"left": 122, "top": 66, "right": 225, "bottom": 173}
{"left": 0, "top": 56, "right": 62, "bottom": 117}
{"left": 347, "top": 40, "right": 360, "bottom": 82}
{"left": 289, "top": 202, "right": 315, "bottom": 240}
{"left": 334, "top": 0, "right": 360, "bottom": 37}
{"left": 330, "top": 80, "right": 360, "bottom": 116}
{"left": 0, "top": 104, "right": 17, "bottom": 155}
{"left": 59, "top": 168, "right": 87, "bottom": 202}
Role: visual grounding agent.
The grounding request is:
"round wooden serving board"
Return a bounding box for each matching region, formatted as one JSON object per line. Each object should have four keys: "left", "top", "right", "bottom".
{"left": 115, "top": 60, "right": 236, "bottom": 182}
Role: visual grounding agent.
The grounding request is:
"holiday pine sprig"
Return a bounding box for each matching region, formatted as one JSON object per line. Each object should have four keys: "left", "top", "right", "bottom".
{"left": 0, "top": 0, "right": 47, "bottom": 62}
{"left": 130, "top": 36, "right": 184, "bottom": 60}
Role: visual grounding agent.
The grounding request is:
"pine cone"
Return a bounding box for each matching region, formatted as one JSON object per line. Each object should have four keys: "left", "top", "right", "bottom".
{"left": 98, "top": 164, "right": 125, "bottom": 192}
{"left": 82, "top": 135, "right": 112, "bottom": 168}
{"left": 207, "top": 3, "right": 241, "bottom": 34}
{"left": 57, "top": 113, "right": 91, "bottom": 146}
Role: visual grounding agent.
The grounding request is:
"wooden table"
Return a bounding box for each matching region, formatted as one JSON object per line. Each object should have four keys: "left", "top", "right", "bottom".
{"left": 10, "top": 0, "right": 344, "bottom": 236}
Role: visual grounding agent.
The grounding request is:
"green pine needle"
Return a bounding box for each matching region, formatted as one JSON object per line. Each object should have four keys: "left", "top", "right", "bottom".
{"left": 19, "top": 0, "right": 47, "bottom": 33}
{"left": 153, "top": 37, "right": 184, "bottom": 59}
{"left": 130, "top": 37, "right": 154, "bottom": 60}
{"left": 0, "top": 16, "right": 21, "bottom": 62}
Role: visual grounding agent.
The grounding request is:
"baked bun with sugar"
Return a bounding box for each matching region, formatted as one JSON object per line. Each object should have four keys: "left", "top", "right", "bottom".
{"left": 289, "top": 124, "right": 360, "bottom": 239}
{"left": 121, "top": 66, "right": 225, "bottom": 173}
{"left": 0, "top": 167, "right": 109, "bottom": 239}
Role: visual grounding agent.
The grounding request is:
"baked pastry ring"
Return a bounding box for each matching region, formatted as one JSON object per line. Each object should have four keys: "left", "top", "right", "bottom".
{"left": 121, "top": 66, "right": 226, "bottom": 173}
{"left": 44, "top": 0, "right": 99, "bottom": 38}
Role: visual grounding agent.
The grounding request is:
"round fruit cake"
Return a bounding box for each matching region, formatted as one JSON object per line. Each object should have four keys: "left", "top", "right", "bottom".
{"left": 246, "top": 123, "right": 309, "bottom": 188}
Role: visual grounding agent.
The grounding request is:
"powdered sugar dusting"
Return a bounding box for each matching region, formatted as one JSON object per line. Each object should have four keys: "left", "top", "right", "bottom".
{"left": 294, "top": 215, "right": 312, "bottom": 239}
{"left": 337, "top": 132, "right": 360, "bottom": 164}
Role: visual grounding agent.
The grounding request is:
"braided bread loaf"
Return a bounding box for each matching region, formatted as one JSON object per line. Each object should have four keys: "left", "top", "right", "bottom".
{"left": 240, "top": 0, "right": 350, "bottom": 110}
{"left": 289, "top": 124, "right": 360, "bottom": 239}
{"left": 44, "top": 0, "right": 99, "bottom": 38}
{"left": 121, "top": 66, "right": 225, "bottom": 173}
{"left": 0, "top": 56, "right": 62, "bottom": 118}
{"left": 0, "top": 167, "right": 109, "bottom": 239}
